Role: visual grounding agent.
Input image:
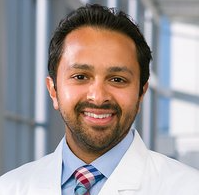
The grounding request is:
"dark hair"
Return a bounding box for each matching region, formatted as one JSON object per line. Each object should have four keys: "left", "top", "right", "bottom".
{"left": 48, "top": 4, "right": 152, "bottom": 95}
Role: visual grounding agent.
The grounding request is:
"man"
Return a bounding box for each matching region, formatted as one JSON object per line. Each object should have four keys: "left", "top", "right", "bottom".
{"left": 0, "top": 4, "right": 199, "bottom": 195}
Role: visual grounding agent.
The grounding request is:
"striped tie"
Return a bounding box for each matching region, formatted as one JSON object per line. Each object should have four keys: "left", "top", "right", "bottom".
{"left": 74, "top": 164, "right": 104, "bottom": 195}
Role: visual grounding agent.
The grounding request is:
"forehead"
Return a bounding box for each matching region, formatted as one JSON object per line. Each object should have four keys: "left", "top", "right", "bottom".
{"left": 64, "top": 26, "right": 136, "bottom": 50}
{"left": 60, "top": 26, "right": 139, "bottom": 73}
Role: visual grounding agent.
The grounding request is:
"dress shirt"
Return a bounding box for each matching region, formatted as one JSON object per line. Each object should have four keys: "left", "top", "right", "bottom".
{"left": 61, "top": 129, "right": 134, "bottom": 195}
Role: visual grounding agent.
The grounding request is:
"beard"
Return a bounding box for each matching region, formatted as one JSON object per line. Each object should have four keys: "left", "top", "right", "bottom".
{"left": 58, "top": 100, "right": 140, "bottom": 154}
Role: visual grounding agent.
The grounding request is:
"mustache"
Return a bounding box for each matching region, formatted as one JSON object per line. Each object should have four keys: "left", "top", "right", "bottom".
{"left": 75, "top": 102, "right": 122, "bottom": 116}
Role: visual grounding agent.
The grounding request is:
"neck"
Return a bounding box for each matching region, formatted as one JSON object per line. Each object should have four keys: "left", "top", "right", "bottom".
{"left": 66, "top": 130, "right": 106, "bottom": 164}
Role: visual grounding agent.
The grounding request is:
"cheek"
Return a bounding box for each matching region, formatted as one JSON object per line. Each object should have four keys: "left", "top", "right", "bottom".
{"left": 113, "top": 89, "right": 140, "bottom": 109}
{"left": 58, "top": 86, "right": 86, "bottom": 107}
{"left": 113, "top": 92, "right": 140, "bottom": 121}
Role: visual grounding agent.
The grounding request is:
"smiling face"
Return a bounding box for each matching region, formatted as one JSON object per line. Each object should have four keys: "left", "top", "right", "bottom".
{"left": 46, "top": 26, "right": 148, "bottom": 162}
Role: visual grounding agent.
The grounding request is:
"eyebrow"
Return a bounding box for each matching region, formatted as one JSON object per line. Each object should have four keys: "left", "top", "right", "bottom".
{"left": 70, "top": 63, "right": 94, "bottom": 71}
{"left": 107, "top": 66, "right": 134, "bottom": 75}
{"left": 70, "top": 63, "right": 133, "bottom": 75}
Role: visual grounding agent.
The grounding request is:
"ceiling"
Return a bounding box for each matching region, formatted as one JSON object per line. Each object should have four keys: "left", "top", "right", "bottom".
{"left": 69, "top": 0, "right": 199, "bottom": 25}
{"left": 146, "top": 0, "right": 199, "bottom": 25}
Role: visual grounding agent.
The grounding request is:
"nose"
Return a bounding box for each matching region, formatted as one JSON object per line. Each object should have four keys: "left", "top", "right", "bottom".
{"left": 87, "top": 81, "right": 111, "bottom": 105}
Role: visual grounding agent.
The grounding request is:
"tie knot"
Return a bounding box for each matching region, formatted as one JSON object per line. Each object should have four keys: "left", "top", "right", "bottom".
{"left": 74, "top": 165, "right": 104, "bottom": 195}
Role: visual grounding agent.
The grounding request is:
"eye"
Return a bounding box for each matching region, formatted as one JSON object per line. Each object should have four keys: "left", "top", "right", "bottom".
{"left": 72, "top": 74, "right": 88, "bottom": 80}
{"left": 110, "top": 77, "right": 126, "bottom": 83}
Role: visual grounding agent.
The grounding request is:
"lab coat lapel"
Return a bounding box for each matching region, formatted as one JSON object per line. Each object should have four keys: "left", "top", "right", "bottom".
{"left": 28, "top": 138, "right": 64, "bottom": 195}
{"left": 99, "top": 130, "right": 149, "bottom": 195}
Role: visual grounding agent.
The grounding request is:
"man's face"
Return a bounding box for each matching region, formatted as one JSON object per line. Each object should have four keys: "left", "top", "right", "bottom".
{"left": 47, "top": 26, "right": 148, "bottom": 157}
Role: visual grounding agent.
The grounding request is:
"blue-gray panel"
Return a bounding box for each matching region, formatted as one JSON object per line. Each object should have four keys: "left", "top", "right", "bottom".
{"left": 2, "top": 0, "right": 36, "bottom": 174}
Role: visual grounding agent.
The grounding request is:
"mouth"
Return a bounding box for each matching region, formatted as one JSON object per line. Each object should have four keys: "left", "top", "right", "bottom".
{"left": 84, "top": 112, "right": 112, "bottom": 119}
{"left": 81, "top": 109, "right": 116, "bottom": 126}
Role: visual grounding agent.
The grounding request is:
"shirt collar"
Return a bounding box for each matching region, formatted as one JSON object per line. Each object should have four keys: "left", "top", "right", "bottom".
{"left": 61, "top": 140, "right": 85, "bottom": 185}
{"left": 91, "top": 129, "right": 134, "bottom": 178}
{"left": 61, "top": 129, "right": 134, "bottom": 185}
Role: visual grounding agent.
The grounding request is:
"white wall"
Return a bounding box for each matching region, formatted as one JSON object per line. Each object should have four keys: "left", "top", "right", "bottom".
{"left": 170, "top": 22, "right": 199, "bottom": 168}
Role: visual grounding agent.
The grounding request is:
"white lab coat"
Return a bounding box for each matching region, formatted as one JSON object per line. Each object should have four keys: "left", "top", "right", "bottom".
{"left": 0, "top": 130, "right": 199, "bottom": 195}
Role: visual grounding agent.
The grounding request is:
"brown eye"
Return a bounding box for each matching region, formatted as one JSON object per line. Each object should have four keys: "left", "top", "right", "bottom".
{"left": 73, "top": 75, "right": 88, "bottom": 80}
{"left": 111, "top": 77, "right": 125, "bottom": 83}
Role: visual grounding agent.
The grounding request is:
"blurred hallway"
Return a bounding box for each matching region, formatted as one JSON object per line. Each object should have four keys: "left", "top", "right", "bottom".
{"left": 0, "top": 0, "right": 199, "bottom": 175}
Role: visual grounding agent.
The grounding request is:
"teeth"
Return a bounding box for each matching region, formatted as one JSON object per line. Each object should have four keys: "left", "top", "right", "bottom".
{"left": 84, "top": 112, "right": 112, "bottom": 119}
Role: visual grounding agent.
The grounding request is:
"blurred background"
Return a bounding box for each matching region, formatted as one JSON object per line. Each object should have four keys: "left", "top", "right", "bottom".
{"left": 0, "top": 0, "right": 199, "bottom": 175}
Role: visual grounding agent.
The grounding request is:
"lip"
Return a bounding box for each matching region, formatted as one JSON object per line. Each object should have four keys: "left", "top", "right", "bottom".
{"left": 81, "top": 109, "right": 116, "bottom": 126}
{"left": 83, "top": 108, "right": 116, "bottom": 115}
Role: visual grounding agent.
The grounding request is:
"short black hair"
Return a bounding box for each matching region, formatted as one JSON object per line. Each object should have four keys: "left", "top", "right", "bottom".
{"left": 48, "top": 4, "right": 152, "bottom": 95}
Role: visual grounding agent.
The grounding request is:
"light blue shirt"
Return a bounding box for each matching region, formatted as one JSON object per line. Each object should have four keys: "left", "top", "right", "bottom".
{"left": 61, "top": 129, "right": 134, "bottom": 195}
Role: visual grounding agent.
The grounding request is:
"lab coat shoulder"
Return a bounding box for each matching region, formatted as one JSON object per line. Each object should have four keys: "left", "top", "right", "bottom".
{"left": 148, "top": 150, "right": 199, "bottom": 194}
{"left": 99, "top": 130, "right": 199, "bottom": 195}
{"left": 0, "top": 139, "right": 63, "bottom": 195}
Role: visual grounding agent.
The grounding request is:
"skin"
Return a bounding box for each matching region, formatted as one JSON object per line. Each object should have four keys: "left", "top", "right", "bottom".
{"left": 46, "top": 26, "right": 148, "bottom": 163}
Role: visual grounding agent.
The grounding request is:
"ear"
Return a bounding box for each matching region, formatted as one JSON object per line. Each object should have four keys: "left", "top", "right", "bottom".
{"left": 139, "top": 82, "right": 149, "bottom": 103}
{"left": 46, "top": 76, "right": 59, "bottom": 110}
{"left": 138, "top": 82, "right": 149, "bottom": 112}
